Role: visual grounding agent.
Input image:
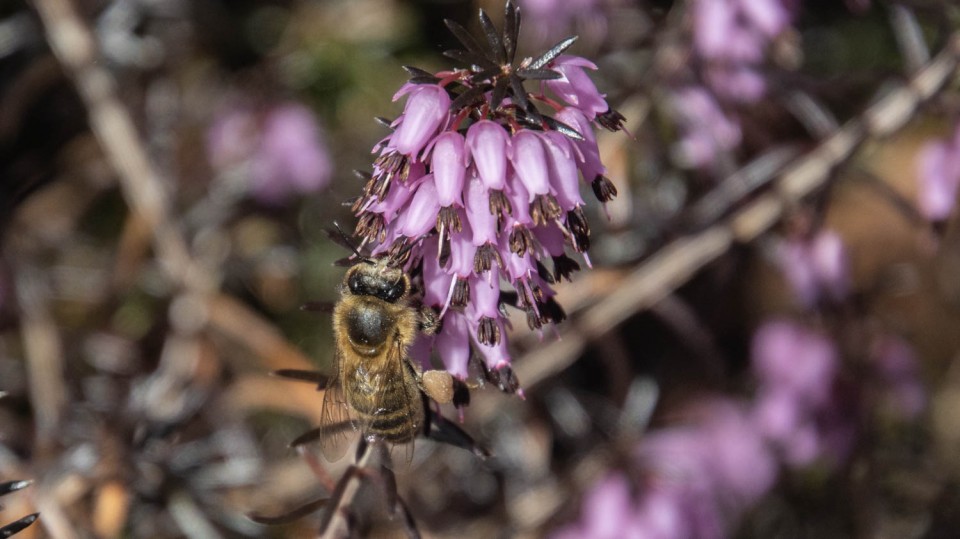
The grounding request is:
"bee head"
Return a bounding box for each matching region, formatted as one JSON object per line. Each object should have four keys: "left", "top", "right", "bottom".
{"left": 345, "top": 259, "right": 409, "bottom": 303}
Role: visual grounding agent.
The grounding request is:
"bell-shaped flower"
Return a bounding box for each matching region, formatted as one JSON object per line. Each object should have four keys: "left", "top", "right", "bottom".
{"left": 392, "top": 85, "right": 450, "bottom": 157}
{"left": 448, "top": 221, "right": 478, "bottom": 278}
{"left": 505, "top": 176, "right": 532, "bottom": 225}
{"left": 435, "top": 311, "right": 471, "bottom": 378}
{"left": 422, "top": 238, "right": 454, "bottom": 307}
{"left": 543, "top": 131, "right": 584, "bottom": 210}
{"left": 398, "top": 174, "right": 440, "bottom": 237}
{"left": 545, "top": 55, "right": 608, "bottom": 120}
{"left": 465, "top": 176, "right": 499, "bottom": 247}
{"left": 467, "top": 120, "right": 511, "bottom": 190}
{"left": 510, "top": 130, "right": 551, "bottom": 199}
{"left": 432, "top": 131, "right": 467, "bottom": 207}
{"left": 555, "top": 107, "right": 606, "bottom": 182}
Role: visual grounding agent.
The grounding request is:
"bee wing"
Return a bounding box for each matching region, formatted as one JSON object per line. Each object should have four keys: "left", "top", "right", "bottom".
{"left": 318, "top": 353, "right": 360, "bottom": 462}
{"left": 376, "top": 341, "right": 422, "bottom": 466}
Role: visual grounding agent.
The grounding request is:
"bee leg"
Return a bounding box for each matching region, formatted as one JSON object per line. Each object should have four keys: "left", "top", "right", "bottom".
{"left": 272, "top": 369, "right": 331, "bottom": 390}
{"left": 376, "top": 460, "right": 421, "bottom": 537}
{"left": 319, "top": 440, "right": 422, "bottom": 539}
{"left": 417, "top": 305, "right": 440, "bottom": 335}
{"left": 248, "top": 497, "right": 328, "bottom": 525}
{"left": 426, "top": 411, "right": 491, "bottom": 459}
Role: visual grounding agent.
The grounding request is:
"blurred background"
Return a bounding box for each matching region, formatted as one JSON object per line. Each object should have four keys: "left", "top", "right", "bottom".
{"left": 2, "top": 0, "right": 960, "bottom": 537}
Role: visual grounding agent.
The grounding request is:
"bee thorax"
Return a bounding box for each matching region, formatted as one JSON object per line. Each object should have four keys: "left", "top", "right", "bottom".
{"left": 345, "top": 306, "right": 392, "bottom": 349}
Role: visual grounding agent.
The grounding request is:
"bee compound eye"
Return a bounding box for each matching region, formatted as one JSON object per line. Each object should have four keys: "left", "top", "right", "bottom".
{"left": 348, "top": 271, "right": 364, "bottom": 295}
{"left": 384, "top": 279, "right": 406, "bottom": 303}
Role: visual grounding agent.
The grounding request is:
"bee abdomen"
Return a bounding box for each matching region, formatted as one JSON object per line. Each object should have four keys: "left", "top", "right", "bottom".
{"left": 349, "top": 382, "right": 421, "bottom": 443}
{"left": 358, "top": 408, "right": 418, "bottom": 443}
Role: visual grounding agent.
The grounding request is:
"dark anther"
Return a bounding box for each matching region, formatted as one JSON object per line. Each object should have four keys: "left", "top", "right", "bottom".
{"left": 597, "top": 108, "right": 626, "bottom": 131}
{"left": 477, "top": 317, "right": 501, "bottom": 346}
{"left": 474, "top": 243, "right": 503, "bottom": 273}
{"left": 437, "top": 206, "right": 462, "bottom": 233}
{"left": 530, "top": 194, "right": 562, "bottom": 226}
{"left": 452, "top": 277, "right": 470, "bottom": 308}
{"left": 566, "top": 207, "right": 590, "bottom": 252}
{"left": 552, "top": 254, "right": 581, "bottom": 282}
{"left": 591, "top": 175, "right": 618, "bottom": 203}
{"left": 508, "top": 225, "right": 536, "bottom": 256}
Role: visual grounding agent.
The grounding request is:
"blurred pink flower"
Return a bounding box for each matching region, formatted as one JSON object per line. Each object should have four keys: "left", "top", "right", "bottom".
{"left": 519, "top": 0, "right": 613, "bottom": 48}
{"left": 691, "top": 0, "right": 792, "bottom": 101}
{"left": 671, "top": 86, "right": 741, "bottom": 169}
{"left": 777, "top": 229, "right": 850, "bottom": 308}
{"left": 916, "top": 124, "right": 960, "bottom": 221}
{"left": 206, "top": 102, "right": 333, "bottom": 205}
{"left": 551, "top": 474, "right": 644, "bottom": 539}
{"left": 555, "top": 401, "right": 776, "bottom": 539}
{"left": 751, "top": 320, "right": 857, "bottom": 467}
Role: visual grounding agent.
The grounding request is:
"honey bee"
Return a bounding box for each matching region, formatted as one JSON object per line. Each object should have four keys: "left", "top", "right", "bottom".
{"left": 318, "top": 254, "right": 442, "bottom": 461}
{"left": 255, "top": 240, "right": 488, "bottom": 531}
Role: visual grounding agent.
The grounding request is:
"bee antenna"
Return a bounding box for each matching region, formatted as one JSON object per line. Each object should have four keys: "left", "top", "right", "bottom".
{"left": 389, "top": 237, "right": 419, "bottom": 266}
{"left": 329, "top": 221, "right": 373, "bottom": 264}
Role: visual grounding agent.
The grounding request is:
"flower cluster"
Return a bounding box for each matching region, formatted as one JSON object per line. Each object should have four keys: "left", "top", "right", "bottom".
{"left": 553, "top": 401, "right": 777, "bottom": 539}
{"left": 350, "top": 1, "right": 622, "bottom": 380}
{"left": 670, "top": 0, "right": 794, "bottom": 170}
{"left": 691, "top": 0, "right": 792, "bottom": 102}
{"left": 916, "top": 121, "right": 960, "bottom": 222}
{"left": 751, "top": 320, "right": 856, "bottom": 467}
{"left": 553, "top": 318, "right": 927, "bottom": 537}
{"left": 207, "top": 101, "right": 333, "bottom": 205}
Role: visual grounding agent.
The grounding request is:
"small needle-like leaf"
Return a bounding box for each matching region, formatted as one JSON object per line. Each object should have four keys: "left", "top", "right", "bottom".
{"left": 508, "top": 74, "right": 531, "bottom": 110}
{"left": 443, "top": 49, "right": 498, "bottom": 71}
{"left": 503, "top": 0, "right": 521, "bottom": 63}
{"left": 402, "top": 65, "right": 439, "bottom": 83}
{"left": 478, "top": 9, "right": 507, "bottom": 65}
{"left": 0, "top": 513, "right": 38, "bottom": 537}
{"left": 528, "top": 35, "right": 578, "bottom": 70}
{"left": 451, "top": 86, "right": 487, "bottom": 111}
{"left": 543, "top": 116, "right": 585, "bottom": 141}
{"left": 516, "top": 68, "right": 562, "bottom": 80}
{"left": 444, "top": 19, "right": 488, "bottom": 58}
{"left": 490, "top": 76, "right": 510, "bottom": 110}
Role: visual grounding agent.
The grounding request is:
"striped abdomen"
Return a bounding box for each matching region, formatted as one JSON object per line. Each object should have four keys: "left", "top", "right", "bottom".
{"left": 344, "top": 363, "right": 424, "bottom": 444}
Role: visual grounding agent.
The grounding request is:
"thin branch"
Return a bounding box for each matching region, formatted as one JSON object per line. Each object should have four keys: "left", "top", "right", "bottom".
{"left": 31, "top": 0, "right": 205, "bottom": 291}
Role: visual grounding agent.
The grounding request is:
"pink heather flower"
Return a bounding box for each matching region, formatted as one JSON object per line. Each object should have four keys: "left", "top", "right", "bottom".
{"left": 777, "top": 229, "right": 850, "bottom": 308}
{"left": 544, "top": 55, "right": 609, "bottom": 120}
{"left": 671, "top": 87, "right": 741, "bottom": 169}
{"left": 916, "top": 123, "right": 960, "bottom": 221}
{"left": 391, "top": 85, "right": 450, "bottom": 157}
{"left": 466, "top": 120, "right": 510, "bottom": 190}
{"left": 752, "top": 320, "right": 838, "bottom": 408}
{"left": 349, "top": 1, "right": 622, "bottom": 386}
{"left": 555, "top": 400, "right": 776, "bottom": 539}
{"left": 432, "top": 132, "right": 467, "bottom": 207}
{"left": 751, "top": 320, "right": 857, "bottom": 467}
{"left": 691, "top": 0, "right": 792, "bottom": 102}
{"left": 510, "top": 131, "right": 552, "bottom": 199}
{"left": 206, "top": 102, "right": 333, "bottom": 205}
{"left": 550, "top": 474, "right": 643, "bottom": 539}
